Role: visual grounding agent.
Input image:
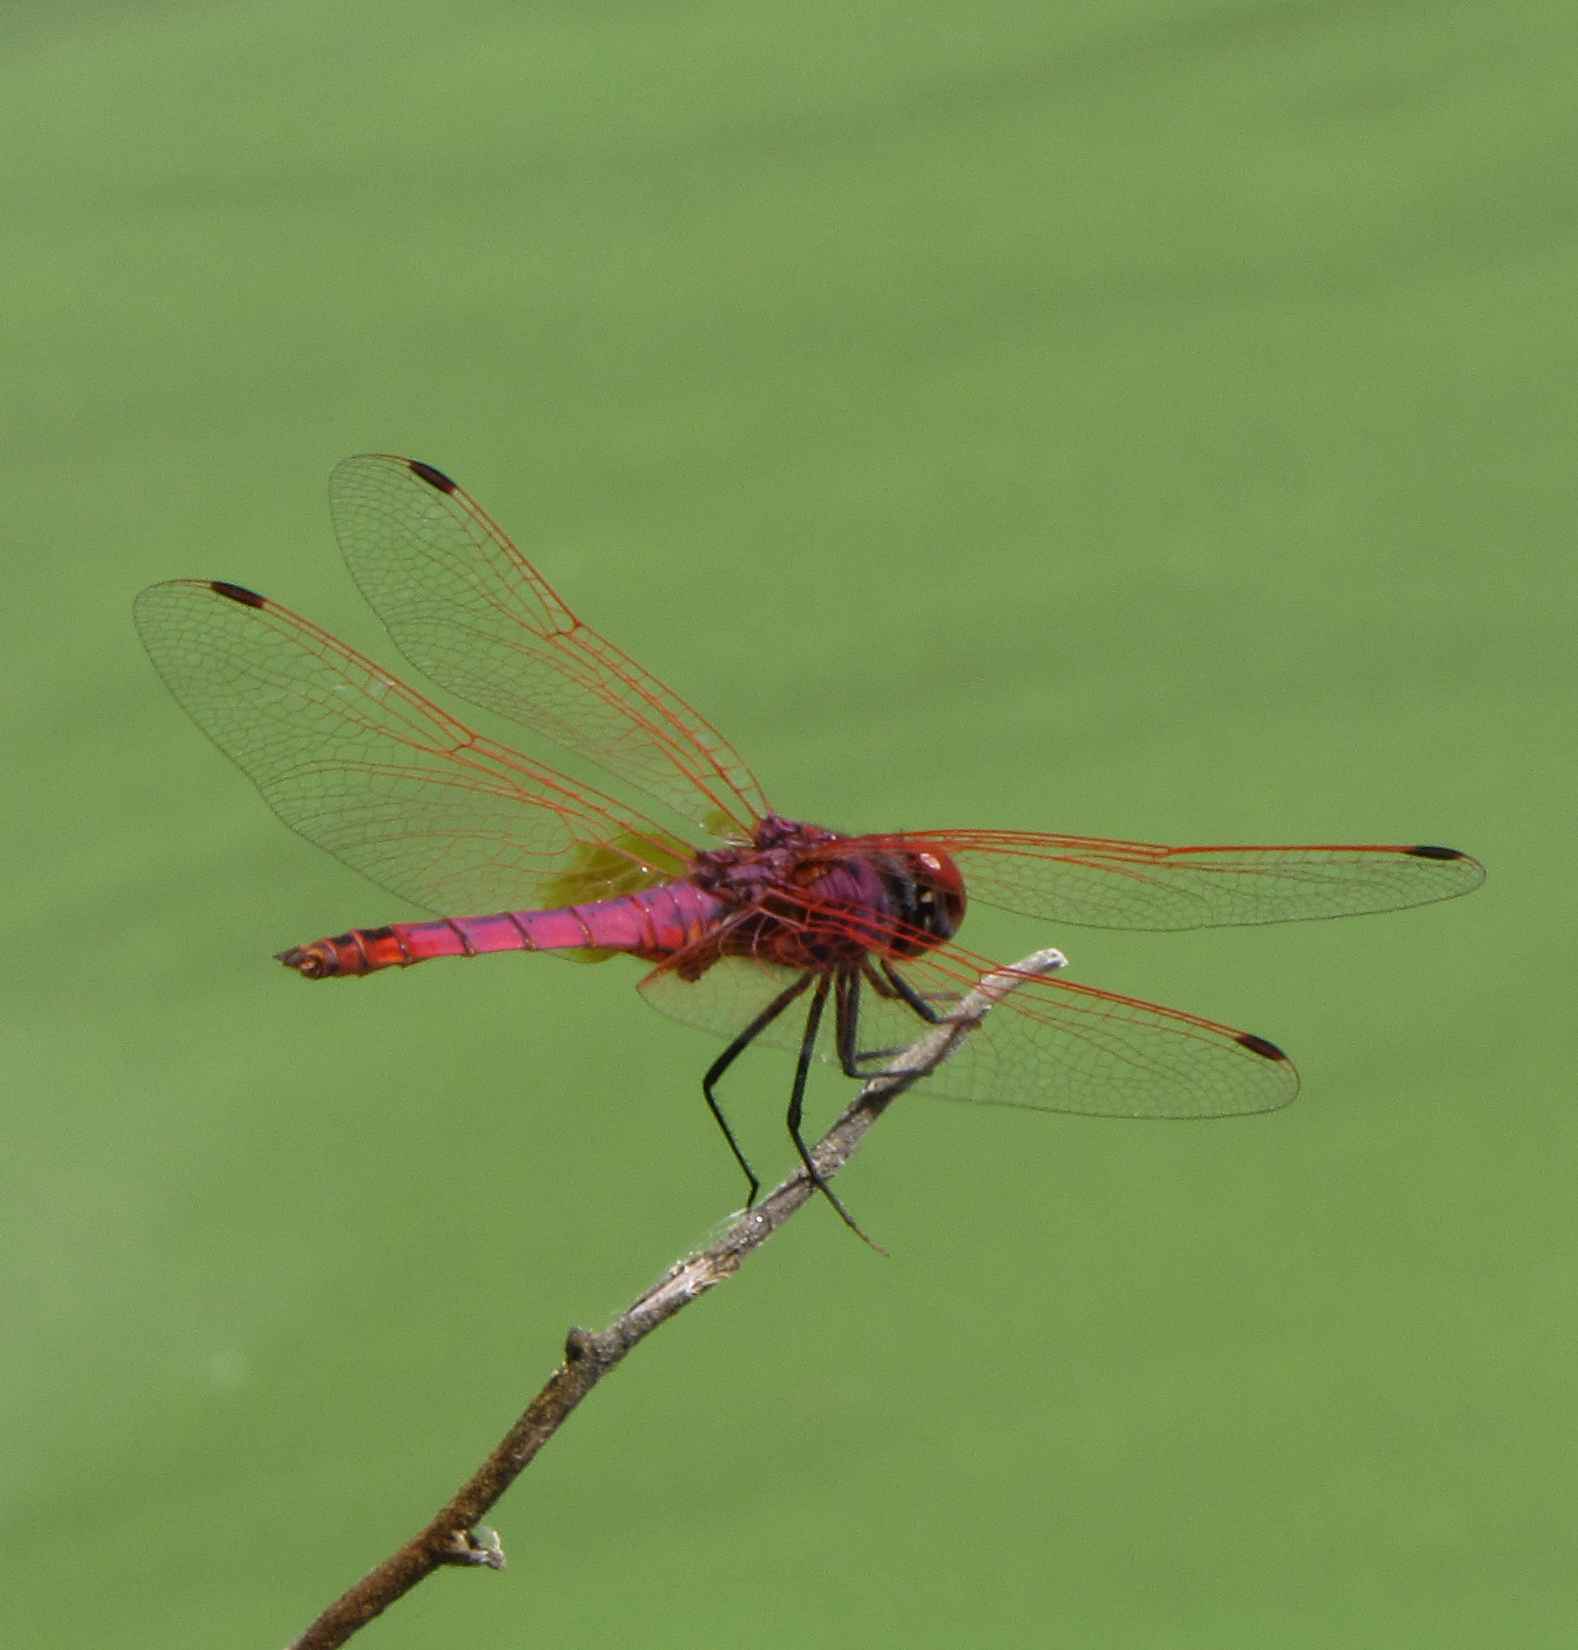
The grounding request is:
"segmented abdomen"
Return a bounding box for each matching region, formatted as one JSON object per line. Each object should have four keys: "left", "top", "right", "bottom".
{"left": 277, "top": 882, "right": 724, "bottom": 978}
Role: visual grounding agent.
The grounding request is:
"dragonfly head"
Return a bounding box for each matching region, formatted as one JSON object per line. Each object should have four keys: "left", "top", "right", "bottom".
{"left": 886, "top": 845, "right": 966, "bottom": 953}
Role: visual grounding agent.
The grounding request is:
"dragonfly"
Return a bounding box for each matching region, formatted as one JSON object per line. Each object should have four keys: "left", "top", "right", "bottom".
{"left": 135, "top": 455, "right": 1484, "bottom": 1236}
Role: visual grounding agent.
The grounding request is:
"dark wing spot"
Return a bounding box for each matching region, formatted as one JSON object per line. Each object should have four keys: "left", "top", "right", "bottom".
{"left": 408, "top": 459, "right": 458, "bottom": 493}
{"left": 1236, "top": 1032, "right": 1288, "bottom": 1062}
{"left": 1408, "top": 844, "right": 1466, "bottom": 861}
{"left": 209, "top": 580, "right": 266, "bottom": 608}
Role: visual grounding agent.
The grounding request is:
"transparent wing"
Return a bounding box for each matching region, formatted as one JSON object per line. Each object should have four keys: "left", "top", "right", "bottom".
{"left": 328, "top": 454, "right": 770, "bottom": 838}
{"left": 831, "top": 831, "right": 1484, "bottom": 930}
{"left": 638, "top": 927, "right": 1298, "bottom": 1121}
{"left": 134, "top": 579, "right": 693, "bottom": 916}
{"left": 873, "top": 941, "right": 1299, "bottom": 1118}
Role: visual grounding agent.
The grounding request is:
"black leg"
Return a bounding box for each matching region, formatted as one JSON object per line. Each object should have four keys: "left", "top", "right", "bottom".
{"left": 840, "top": 958, "right": 956, "bottom": 1073}
{"left": 702, "top": 971, "right": 814, "bottom": 1207}
{"left": 880, "top": 960, "right": 947, "bottom": 1024}
{"left": 860, "top": 958, "right": 952, "bottom": 1023}
{"left": 786, "top": 973, "right": 883, "bottom": 1249}
{"left": 837, "top": 963, "right": 889, "bottom": 1075}
{"left": 834, "top": 965, "right": 862, "bottom": 1073}
{"left": 844, "top": 962, "right": 904, "bottom": 1072}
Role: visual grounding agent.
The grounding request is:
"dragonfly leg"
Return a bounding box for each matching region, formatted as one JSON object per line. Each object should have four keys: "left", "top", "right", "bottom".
{"left": 838, "top": 964, "right": 884, "bottom": 1073}
{"left": 787, "top": 972, "right": 882, "bottom": 1250}
{"left": 842, "top": 960, "right": 955, "bottom": 1073}
{"left": 878, "top": 959, "right": 949, "bottom": 1023}
{"left": 860, "top": 958, "right": 957, "bottom": 1019}
{"left": 703, "top": 971, "right": 815, "bottom": 1208}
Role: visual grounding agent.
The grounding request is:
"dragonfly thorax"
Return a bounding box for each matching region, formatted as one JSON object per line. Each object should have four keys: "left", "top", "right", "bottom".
{"left": 691, "top": 816, "right": 966, "bottom": 965}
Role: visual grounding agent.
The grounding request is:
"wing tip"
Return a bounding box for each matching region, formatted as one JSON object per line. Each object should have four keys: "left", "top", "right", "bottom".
{"left": 407, "top": 458, "right": 458, "bottom": 494}
{"left": 1236, "top": 1030, "right": 1289, "bottom": 1063}
{"left": 1406, "top": 842, "right": 1486, "bottom": 890}
{"left": 209, "top": 580, "right": 267, "bottom": 608}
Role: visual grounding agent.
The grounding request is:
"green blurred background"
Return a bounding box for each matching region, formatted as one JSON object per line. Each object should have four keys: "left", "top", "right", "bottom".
{"left": 5, "top": 3, "right": 1573, "bottom": 1645}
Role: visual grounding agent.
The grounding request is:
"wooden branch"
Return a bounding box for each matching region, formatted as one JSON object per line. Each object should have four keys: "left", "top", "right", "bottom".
{"left": 285, "top": 948, "right": 1068, "bottom": 1650}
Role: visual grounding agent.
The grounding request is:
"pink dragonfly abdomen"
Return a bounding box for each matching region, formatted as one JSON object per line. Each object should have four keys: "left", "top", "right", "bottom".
{"left": 277, "top": 882, "right": 725, "bottom": 979}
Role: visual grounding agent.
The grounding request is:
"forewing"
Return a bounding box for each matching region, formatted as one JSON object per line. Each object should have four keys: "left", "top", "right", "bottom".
{"left": 636, "top": 907, "right": 1297, "bottom": 1120}
{"left": 134, "top": 580, "right": 692, "bottom": 915}
{"left": 839, "top": 831, "right": 1484, "bottom": 930}
{"left": 327, "top": 454, "right": 770, "bottom": 837}
{"left": 881, "top": 942, "right": 1299, "bottom": 1118}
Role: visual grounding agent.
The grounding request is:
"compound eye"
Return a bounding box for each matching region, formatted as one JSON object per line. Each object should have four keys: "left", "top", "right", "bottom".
{"left": 911, "top": 848, "right": 964, "bottom": 896}
{"left": 906, "top": 848, "right": 966, "bottom": 939}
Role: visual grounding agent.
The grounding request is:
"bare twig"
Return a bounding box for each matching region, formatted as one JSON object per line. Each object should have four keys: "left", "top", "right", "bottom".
{"left": 285, "top": 949, "right": 1068, "bottom": 1650}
